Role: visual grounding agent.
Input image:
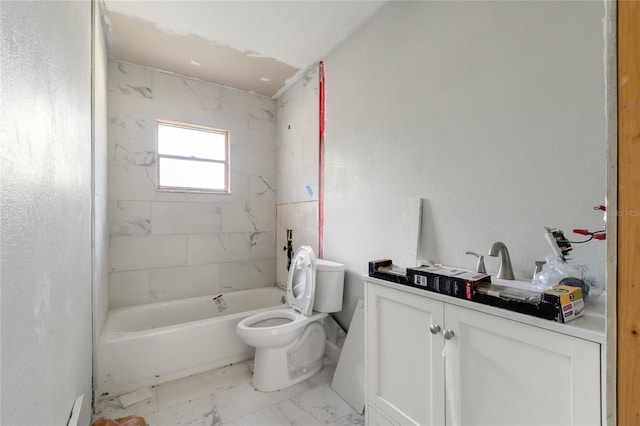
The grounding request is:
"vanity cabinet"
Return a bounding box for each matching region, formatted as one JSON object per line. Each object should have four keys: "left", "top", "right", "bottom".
{"left": 366, "top": 283, "right": 445, "bottom": 425}
{"left": 365, "top": 281, "right": 601, "bottom": 426}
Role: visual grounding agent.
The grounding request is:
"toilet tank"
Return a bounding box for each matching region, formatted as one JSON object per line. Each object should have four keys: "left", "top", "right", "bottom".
{"left": 313, "top": 259, "right": 345, "bottom": 313}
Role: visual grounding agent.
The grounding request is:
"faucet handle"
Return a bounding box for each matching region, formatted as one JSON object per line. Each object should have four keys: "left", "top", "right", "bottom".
{"left": 533, "top": 260, "right": 546, "bottom": 277}
{"left": 465, "top": 251, "right": 487, "bottom": 274}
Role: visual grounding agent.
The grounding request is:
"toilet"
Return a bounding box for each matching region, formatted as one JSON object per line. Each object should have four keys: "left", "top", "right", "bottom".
{"left": 236, "top": 246, "right": 345, "bottom": 392}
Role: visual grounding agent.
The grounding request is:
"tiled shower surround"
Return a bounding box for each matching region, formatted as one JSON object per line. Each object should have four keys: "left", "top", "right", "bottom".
{"left": 108, "top": 62, "right": 277, "bottom": 308}
{"left": 275, "top": 65, "right": 321, "bottom": 287}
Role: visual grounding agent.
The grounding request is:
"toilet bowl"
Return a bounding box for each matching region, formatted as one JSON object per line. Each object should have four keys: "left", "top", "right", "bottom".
{"left": 236, "top": 246, "right": 344, "bottom": 392}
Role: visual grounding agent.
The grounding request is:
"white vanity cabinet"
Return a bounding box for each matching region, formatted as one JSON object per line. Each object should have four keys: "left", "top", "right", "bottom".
{"left": 366, "top": 283, "right": 445, "bottom": 425}
{"left": 365, "top": 279, "right": 602, "bottom": 426}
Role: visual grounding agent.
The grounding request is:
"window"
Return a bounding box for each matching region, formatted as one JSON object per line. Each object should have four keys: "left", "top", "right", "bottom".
{"left": 156, "top": 120, "right": 230, "bottom": 194}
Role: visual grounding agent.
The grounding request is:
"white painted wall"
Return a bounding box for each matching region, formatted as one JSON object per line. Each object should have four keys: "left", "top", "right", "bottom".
{"left": 0, "top": 1, "right": 93, "bottom": 424}
{"left": 107, "top": 63, "right": 277, "bottom": 308}
{"left": 324, "top": 1, "right": 608, "bottom": 328}
{"left": 276, "top": 65, "right": 320, "bottom": 286}
{"left": 93, "top": 1, "right": 110, "bottom": 401}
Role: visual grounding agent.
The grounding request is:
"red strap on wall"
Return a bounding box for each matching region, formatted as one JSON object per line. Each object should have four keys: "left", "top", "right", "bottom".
{"left": 319, "top": 61, "right": 325, "bottom": 259}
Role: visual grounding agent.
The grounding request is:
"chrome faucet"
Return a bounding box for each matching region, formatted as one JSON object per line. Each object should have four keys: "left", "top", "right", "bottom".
{"left": 465, "top": 251, "right": 486, "bottom": 274}
{"left": 488, "top": 241, "right": 514, "bottom": 280}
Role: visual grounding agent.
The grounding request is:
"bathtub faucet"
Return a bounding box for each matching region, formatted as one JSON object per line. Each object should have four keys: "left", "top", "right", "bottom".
{"left": 283, "top": 229, "right": 293, "bottom": 271}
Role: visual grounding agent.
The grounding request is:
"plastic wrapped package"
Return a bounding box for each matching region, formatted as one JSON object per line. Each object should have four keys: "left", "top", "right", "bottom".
{"left": 532, "top": 254, "right": 603, "bottom": 301}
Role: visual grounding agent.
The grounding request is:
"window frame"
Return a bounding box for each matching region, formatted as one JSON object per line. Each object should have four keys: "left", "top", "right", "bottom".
{"left": 156, "top": 119, "right": 231, "bottom": 195}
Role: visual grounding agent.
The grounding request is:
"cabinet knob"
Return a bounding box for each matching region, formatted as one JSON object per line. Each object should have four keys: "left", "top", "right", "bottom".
{"left": 429, "top": 324, "right": 441, "bottom": 335}
{"left": 443, "top": 329, "right": 455, "bottom": 340}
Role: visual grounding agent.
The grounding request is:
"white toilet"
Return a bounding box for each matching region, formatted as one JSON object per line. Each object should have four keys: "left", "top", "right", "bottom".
{"left": 236, "top": 246, "right": 345, "bottom": 392}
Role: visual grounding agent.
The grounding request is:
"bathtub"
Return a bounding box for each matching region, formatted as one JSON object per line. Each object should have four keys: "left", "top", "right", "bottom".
{"left": 96, "top": 287, "right": 286, "bottom": 400}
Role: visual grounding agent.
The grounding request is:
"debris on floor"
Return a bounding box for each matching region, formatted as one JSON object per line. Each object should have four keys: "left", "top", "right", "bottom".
{"left": 90, "top": 415, "right": 148, "bottom": 426}
{"left": 118, "top": 387, "right": 154, "bottom": 408}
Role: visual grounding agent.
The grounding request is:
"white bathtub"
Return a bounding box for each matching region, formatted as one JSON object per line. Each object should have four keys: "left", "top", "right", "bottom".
{"left": 96, "top": 287, "right": 286, "bottom": 399}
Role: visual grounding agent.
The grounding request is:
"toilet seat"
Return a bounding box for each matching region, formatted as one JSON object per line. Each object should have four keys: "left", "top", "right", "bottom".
{"left": 236, "top": 247, "right": 325, "bottom": 348}
{"left": 237, "top": 308, "right": 326, "bottom": 348}
{"left": 287, "top": 246, "right": 316, "bottom": 316}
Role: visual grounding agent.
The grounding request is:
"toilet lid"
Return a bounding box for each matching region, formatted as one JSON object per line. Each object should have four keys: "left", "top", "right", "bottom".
{"left": 287, "top": 246, "right": 316, "bottom": 316}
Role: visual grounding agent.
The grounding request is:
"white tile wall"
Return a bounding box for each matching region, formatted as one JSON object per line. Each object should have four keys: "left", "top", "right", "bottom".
{"left": 220, "top": 260, "right": 276, "bottom": 292}
{"left": 108, "top": 270, "right": 150, "bottom": 308}
{"left": 187, "top": 234, "right": 251, "bottom": 265}
{"left": 148, "top": 264, "right": 222, "bottom": 302}
{"left": 276, "top": 203, "right": 319, "bottom": 288}
{"left": 275, "top": 65, "right": 320, "bottom": 285}
{"left": 221, "top": 204, "right": 276, "bottom": 233}
{"left": 110, "top": 235, "right": 188, "bottom": 271}
{"left": 108, "top": 62, "right": 277, "bottom": 308}
{"left": 276, "top": 65, "right": 319, "bottom": 206}
{"left": 109, "top": 200, "right": 151, "bottom": 236}
{"left": 248, "top": 176, "right": 276, "bottom": 204}
{"left": 233, "top": 145, "right": 277, "bottom": 176}
{"left": 151, "top": 202, "right": 222, "bottom": 235}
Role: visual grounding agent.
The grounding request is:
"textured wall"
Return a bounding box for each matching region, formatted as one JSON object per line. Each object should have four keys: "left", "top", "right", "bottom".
{"left": 276, "top": 65, "right": 320, "bottom": 285}
{"left": 107, "top": 62, "right": 277, "bottom": 308}
{"left": 324, "top": 1, "right": 608, "bottom": 328}
{"left": 93, "top": 2, "right": 110, "bottom": 395}
{"left": 0, "top": 1, "right": 93, "bottom": 424}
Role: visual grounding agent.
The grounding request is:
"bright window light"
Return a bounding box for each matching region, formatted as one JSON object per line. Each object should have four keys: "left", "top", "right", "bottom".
{"left": 157, "top": 120, "right": 230, "bottom": 193}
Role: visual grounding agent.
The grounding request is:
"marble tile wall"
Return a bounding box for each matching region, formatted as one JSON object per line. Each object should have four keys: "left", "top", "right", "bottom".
{"left": 276, "top": 65, "right": 320, "bottom": 206}
{"left": 276, "top": 65, "right": 320, "bottom": 286}
{"left": 108, "top": 62, "right": 277, "bottom": 308}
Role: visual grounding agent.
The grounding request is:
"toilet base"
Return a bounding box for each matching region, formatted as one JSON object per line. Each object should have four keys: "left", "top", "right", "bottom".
{"left": 253, "top": 349, "right": 323, "bottom": 392}
{"left": 252, "top": 322, "right": 326, "bottom": 392}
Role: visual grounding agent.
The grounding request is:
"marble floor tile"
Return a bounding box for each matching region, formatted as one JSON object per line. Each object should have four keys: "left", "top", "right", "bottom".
{"left": 223, "top": 404, "right": 292, "bottom": 426}
{"left": 156, "top": 361, "right": 253, "bottom": 411}
{"left": 212, "top": 381, "right": 311, "bottom": 424}
{"left": 288, "top": 383, "right": 355, "bottom": 424}
{"left": 333, "top": 412, "right": 366, "bottom": 426}
{"left": 94, "top": 391, "right": 158, "bottom": 420}
{"left": 145, "top": 395, "right": 218, "bottom": 426}
{"left": 277, "top": 399, "right": 324, "bottom": 426}
{"left": 307, "top": 360, "right": 337, "bottom": 388}
{"left": 91, "top": 357, "right": 361, "bottom": 426}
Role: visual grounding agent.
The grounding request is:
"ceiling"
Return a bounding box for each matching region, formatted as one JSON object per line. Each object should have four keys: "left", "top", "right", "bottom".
{"left": 101, "top": 1, "right": 386, "bottom": 98}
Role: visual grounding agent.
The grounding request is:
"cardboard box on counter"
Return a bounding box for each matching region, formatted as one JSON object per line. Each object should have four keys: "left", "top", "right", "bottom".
{"left": 368, "top": 260, "right": 585, "bottom": 324}
{"left": 406, "top": 265, "right": 491, "bottom": 300}
{"left": 541, "top": 285, "right": 585, "bottom": 323}
{"left": 472, "top": 282, "right": 553, "bottom": 319}
{"left": 368, "top": 259, "right": 408, "bottom": 284}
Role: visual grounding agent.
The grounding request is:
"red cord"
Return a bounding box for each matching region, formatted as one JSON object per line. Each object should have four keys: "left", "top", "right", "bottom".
{"left": 319, "top": 61, "right": 325, "bottom": 259}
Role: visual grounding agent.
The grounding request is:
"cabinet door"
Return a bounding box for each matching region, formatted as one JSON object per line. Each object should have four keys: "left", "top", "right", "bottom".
{"left": 368, "top": 405, "right": 399, "bottom": 426}
{"left": 366, "top": 284, "right": 445, "bottom": 425}
{"left": 444, "top": 304, "right": 600, "bottom": 426}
